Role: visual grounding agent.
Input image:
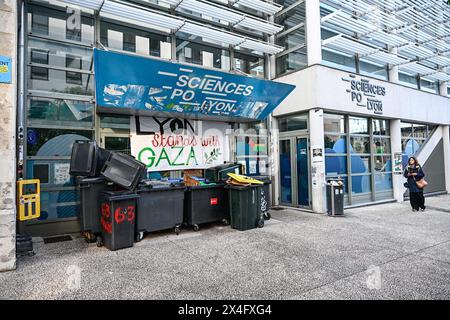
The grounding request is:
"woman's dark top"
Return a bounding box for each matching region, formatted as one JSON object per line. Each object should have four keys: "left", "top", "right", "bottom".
{"left": 403, "top": 165, "right": 425, "bottom": 193}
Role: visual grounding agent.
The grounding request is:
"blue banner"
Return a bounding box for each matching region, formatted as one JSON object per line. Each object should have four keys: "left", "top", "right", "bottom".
{"left": 94, "top": 49, "right": 295, "bottom": 121}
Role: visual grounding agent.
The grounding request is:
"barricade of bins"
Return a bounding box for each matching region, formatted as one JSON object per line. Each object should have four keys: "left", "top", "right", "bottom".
{"left": 70, "top": 140, "right": 272, "bottom": 251}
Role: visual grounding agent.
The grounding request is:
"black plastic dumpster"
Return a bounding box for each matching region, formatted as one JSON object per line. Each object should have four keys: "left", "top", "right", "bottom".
{"left": 101, "top": 152, "right": 146, "bottom": 191}
{"left": 70, "top": 140, "right": 110, "bottom": 177}
{"left": 205, "top": 163, "right": 242, "bottom": 182}
{"left": 77, "top": 176, "right": 114, "bottom": 244}
{"left": 326, "top": 179, "right": 345, "bottom": 216}
{"left": 100, "top": 191, "right": 139, "bottom": 251}
{"left": 136, "top": 182, "right": 185, "bottom": 240}
{"left": 252, "top": 175, "right": 272, "bottom": 220}
{"left": 184, "top": 184, "right": 229, "bottom": 231}
{"left": 226, "top": 184, "right": 264, "bottom": 231}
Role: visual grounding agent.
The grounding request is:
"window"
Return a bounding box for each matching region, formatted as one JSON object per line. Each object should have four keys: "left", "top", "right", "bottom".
{"left": 420, "top": 78, "right": 438, "bottom": 94}
{"left": 234, "top": 52, "right": 264, "bottom": 78}
{"left": 28, "top": 5, "right": 94, "bottom": 44}
{"left": 324, "top": 114, "right": 393, "bottom": 204}
{"left": 322, "top": 49, "right": 356, "bottom": 73}
{"left": 278, "top": 115, "right": 308, "bottom": 132}
{"left": 30, "top": 49, "right": 49, "bottom": 80}
{"left": 102, "top": 21, "right": 168, "bottom": 55}
{"left": 359, "top": 59, "right": 387, "bottom": 80}
{"left": 401, "top": 122, "right": 436, "bottom": 166}
{"left": 32, "top": 12, "right": 49, "bottom": 35}
{"left": 27, "top": 128, "right": 92, "bottom": 157}
{"left": 176, "top": 39, "right": 230, "bottom": 70}
{"left": 65, "top": 54, "right": 82, "bottom": 85}
{"left": 276, "top": 47, "right": 307, "bottom": 75}
{"left": 399, "top": 72, "right": 418, "bottom": 89}
{"left": 28, "top": 98, "right": 93, "bottom": 126}
{"left": 275, "top": 1, "right": 307, "bottom": 76}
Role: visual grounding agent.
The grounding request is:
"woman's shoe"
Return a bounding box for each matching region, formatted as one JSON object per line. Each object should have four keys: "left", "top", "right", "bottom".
{"left": 412, "top": 209, "right": 418, "bottom": 212}
{"left": 420, "top": 207, "right": 426, "bottom": 211}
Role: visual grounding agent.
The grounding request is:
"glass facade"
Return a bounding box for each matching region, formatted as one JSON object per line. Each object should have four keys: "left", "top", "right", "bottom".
{"left": 275, "top": 0, "right": 307, "bottom": 75}
{"left": 401, "top": 122, "right": 437, "bottom": 167}
{"left": 324, "top": 114, "right": 393, "bottom": 205}
{"left": 23, "top": 0, "right": 271, "bottom": 229}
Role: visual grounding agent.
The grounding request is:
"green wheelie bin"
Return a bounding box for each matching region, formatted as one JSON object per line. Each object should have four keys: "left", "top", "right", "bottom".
{"left": 226, "top": 184, "right": 264, "bottom": 231}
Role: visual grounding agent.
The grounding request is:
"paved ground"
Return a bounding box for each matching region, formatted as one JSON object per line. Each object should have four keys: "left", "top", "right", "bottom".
{"left": 1, "top": 195, "right": 450, "bottom": 300}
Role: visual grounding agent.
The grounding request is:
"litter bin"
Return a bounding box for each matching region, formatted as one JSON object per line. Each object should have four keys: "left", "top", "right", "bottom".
{"left": 226, "top": 184, "right": 264, "bottom": 231}
{"left": 184, "top": 184, "right": 229, "bottom": 231}
{"left": 252, "top": 175, "right": 272, "bottom": 220}
{"left": 77, "top": 176, "right": 114, "bottom": 244}
{"left": 326, "top": 179, "right": 345, "bottom": 216}
{"left": 101, "top": 152, "right": 146, "bottom": 191}
{"left": 100, "top": 191, "right": 139, "bottom": 251}
{"left": 136, "top": 182, "right": 185, "bottom": 241}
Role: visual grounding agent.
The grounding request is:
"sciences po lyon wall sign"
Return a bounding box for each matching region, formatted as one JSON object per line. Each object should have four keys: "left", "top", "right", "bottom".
{"left": 342, "top": 74, "right": 386, "bottom": 115}
{"left": 94, "top": 49, "right": 296, "bottom": 122}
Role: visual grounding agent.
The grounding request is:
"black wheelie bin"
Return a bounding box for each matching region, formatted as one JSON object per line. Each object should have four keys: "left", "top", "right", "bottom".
{"left": 225, "top": 184, "right": 264, "bottom": 231}
{"left": 70, "top": 140, "right": 110, "bottom": 177}
{"left": 100, "top": 191, "right": 139, "bottom": 251}
{"left": 101, "top": 152, "right": 146, "bottom": 191}
{"left": 184, "top": 183, "right": 230, "bottom": 231}
{"left": 77, "top": 176, "right": 114, "bottom": 244}
{"left": 251, "top": 175, "right": 272, "bottom": 220}
{"left": 135, "top": 181, "right": 186, "bottom": 241}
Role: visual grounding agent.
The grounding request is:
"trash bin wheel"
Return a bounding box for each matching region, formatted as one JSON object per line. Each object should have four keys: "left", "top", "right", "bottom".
{"left": 263, "top": 212, "right": 271, "bottom": 221}
{"left": 135, "top": 231, "right": 144, "bottom": 242}
{"left": 96, "top": 236, "right": 103, "bottom": 247}
{"left": 174, "top": 226, "right": 181, "bottom": 235}
{"left": 84, "top": 232, "right": 96, "bottom": 243}
{"left": 221, "top": 218, "right": 230, "bottom": 226}
{"left": 257, "top": 219, "right": 265, "bottom": 228}
{"left": 193, "top": 224, "right": 200, "bottom": 232}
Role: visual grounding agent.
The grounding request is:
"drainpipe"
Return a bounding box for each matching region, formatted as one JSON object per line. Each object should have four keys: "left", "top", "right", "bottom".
{"left": 17, "top": 0, "right": 26, "bottom": 180}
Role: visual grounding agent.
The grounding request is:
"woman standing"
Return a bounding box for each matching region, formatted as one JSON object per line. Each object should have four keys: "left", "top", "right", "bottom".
{"left": 403, "top": 156, "right": 426, "bottom": 212}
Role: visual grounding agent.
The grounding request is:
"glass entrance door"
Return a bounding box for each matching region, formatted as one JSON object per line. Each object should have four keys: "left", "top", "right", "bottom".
{"left": 279, "top": 139, "right": 292, "bottom": 205}
{"left": 278, "top": 136, "right": 310, "bottom": 208}
{"left": 296, "top": 137, "right": 310, "bottom": 207}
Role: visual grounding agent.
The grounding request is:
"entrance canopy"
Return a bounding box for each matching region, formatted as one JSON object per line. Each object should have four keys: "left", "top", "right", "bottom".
{"left": 94, "top": 49, "right": 296, "bottom": 122}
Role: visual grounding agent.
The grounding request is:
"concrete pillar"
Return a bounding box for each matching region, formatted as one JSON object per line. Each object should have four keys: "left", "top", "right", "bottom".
{"left": 309, "top": 109, "right": 326, "bottom": 213}
{"left": 270, "top": 115, "right": 280, "bottom": 206}
{"left": 442, "top": 125, "right": 450, "bottom": 193}
{"left": 390, "top": 119, "right": 403, "bottom": 203}
{"left": 305, "top": 0, "right": 322, "bottom": 66}
{"left": 439, "top": 81, "right": 448, "bottom": 97}
{"left": 0, "top": 0, "right": 17, "bottom": 272}
{"left": 388, "top": 48, "right": 399, "bottom": 83}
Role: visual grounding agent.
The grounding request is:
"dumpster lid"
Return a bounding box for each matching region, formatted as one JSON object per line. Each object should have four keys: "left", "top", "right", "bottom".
{"left": 77, "top": 176, "right": 108, "bottom": 184}
{"left": 224, "top": 184, "right": 258, "bottom": 190}
{"left": 102, "top": 191, "right": 139, "bottom": 201}
{"left": 187, "top": 183, "right": 226, "bottom": 190}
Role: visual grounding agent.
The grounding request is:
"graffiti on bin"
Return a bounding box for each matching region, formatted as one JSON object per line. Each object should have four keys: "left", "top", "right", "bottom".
{"left": 101, "top": 203, "right": 112, "bottom": 234}
{"left": 114, "top": 206, "right": 135, "bottom": 225}
{"left": 101, "top": 203, "right": 135, "bottom": 234}
{"left": 260, "top": 190, "right": 267, "bottom": 214}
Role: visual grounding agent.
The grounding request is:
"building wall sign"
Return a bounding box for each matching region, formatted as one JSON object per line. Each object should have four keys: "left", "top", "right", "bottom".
{"left": 0, "top": 55, "right": 12, "bottom": 84}
{"left": 94, "top": 49, "right": 296, "bottom": 121}
{"left": 130, "top": 116, "right": 230, "bottom": 172}
{"left": 342, "top": 74, "right": 386, "bottom": 115}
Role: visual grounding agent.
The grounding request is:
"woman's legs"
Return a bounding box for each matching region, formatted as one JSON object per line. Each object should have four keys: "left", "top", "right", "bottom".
{"left": 410, "top": 192, "right": 420, "bottom": 211}
{"left": 418, "top": 192, "right": 426, "bottom": 210}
